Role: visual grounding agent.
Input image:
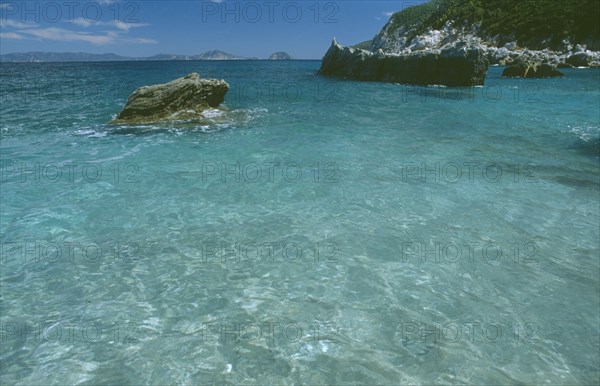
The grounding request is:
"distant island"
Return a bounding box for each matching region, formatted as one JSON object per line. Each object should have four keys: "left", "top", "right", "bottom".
{"left": 269, "top": 52, "right": 293, "bottom": 60}
{"left": 0, "top": 50, "right": 296, "bottom": 62}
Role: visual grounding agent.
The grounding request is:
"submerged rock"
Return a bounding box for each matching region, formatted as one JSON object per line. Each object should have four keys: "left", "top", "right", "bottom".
{"left": 557, "top": 62, "right": 574, "bottom": 68}
{"left": 111, "top": 73, "right": 229, "bottom": 124}
{"left": 318, "top": 38, "right": 488, "bottom": 86}
{"left": 501, "top": 63, "right": 563, "bottom": 78}
{"left": 566, "top": 52, "right": 595, "bottom": 67}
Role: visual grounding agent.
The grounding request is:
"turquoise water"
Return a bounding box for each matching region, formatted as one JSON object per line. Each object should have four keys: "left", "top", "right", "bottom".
{"left": 1, "top": 61, "right": 599, "bottom": 385}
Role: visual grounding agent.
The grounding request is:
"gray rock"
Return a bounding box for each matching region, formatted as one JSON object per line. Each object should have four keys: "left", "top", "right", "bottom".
{"left": 493, "top": 48, "right": 564, "bottom": 66}
{"left": 557, "top": 62, "right": 574, "bottom": 68}
{"left": 501, "top": 63, "right": 563, "bottom": 78}
{"left": 318, "top": 39, "right": 489, "bottom": 86}
{"left": 111, "top": 73, "right": 229, "bottom": 125}
{"left": 566, "top": 52, "right": 593, "bottom": 67}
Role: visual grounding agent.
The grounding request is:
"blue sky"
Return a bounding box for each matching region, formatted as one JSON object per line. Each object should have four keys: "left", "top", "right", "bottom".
{"left": 0, "top": 0, "right": 428, "bottom": 58}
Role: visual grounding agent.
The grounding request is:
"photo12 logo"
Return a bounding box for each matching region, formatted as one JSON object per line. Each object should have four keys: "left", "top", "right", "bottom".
{"left": 0, "top": 80, "right": 140, "bottom": 104}
{"left": 200, "top": 1, "right": 339, "bottom": 24}
{"left": 0, "top": 1, "right": 140, "bottom": 24}
{"left": 194, "top": 321, "right": 340, "bottom": 344}
{"left": 398, "top": 82, "right": 541, "bottom": 104}
{"left": 1, "top": 321, "right": 140, "bottom": 344}
{"left": 1, "top": 241, "right": 147, "bottom": 265}
{"left": 0, "top": 162, "right": 140, "bottom": 184}
{"left": 400, "top": 162, "right": 539, "bottom": 184}
{"left": 400, "top": 241, "right": 539, "bottom": 265}
{"left": 399, "top": 321, "right": 540, "bottom": 344}
{"left": 229, "top": 81, "right": 340, "bottom": 104}
{"left": 201, "top": 162, "right": 339, "bottom": 183}
{"left": 198, "top": 241, "right": 339, "bottom": 264}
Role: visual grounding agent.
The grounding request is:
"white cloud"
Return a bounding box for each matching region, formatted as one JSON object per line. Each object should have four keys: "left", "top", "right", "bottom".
{"left": 124, "top": 37, "right": 157, "bottom": 44}
{"left": 20, "top": 27, "right": 118, "bottom": 44}
{"left": 383, "top": 12, "right": 395, "bottom": 17}
{"left": 18, "top": 27, "right": 156, "bottom": 45}
{"left": 71, "top": 18, "right": 95, "bottom": 27}
{"left": 1, "top": 3, "right": 155, "bottom": 46}
{"left": 0, "top": 3, "right": 15, "bottom": 9}
{"left": 113, "top": 20, "right": 149, "bottom": 32}
{"left": 0, "top": 19, "right": 37, "bottom": 29}
{"left": 69, "top": 18, "right": 149, "bottom": 32}
{"left": 0, "top": 31, "right": 24, "bottom": 39}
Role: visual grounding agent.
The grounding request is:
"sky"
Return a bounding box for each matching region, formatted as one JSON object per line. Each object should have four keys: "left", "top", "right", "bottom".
{"left": 0, "top": 0, "right": 429, "bottom": 59}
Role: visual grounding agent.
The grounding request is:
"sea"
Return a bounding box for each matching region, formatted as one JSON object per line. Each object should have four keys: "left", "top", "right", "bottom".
{"left": 0, "top": 61, "right": 599, "bottom": 385}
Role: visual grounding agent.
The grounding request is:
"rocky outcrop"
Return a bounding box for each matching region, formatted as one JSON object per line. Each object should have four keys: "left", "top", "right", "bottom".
{"left": 501, "top": 63, "right": 563, "bottom": 78}
{"left": 318, "top": 38, "right": 488, "bottom": 86}
{"left": 485, "top": 44, "right": 600, "bottom": 67}
{"left": 111, "top": 73, "right": 229, "bottom": 125}
{"left": 269, "top": 52, "right": 293, "bottom": 60}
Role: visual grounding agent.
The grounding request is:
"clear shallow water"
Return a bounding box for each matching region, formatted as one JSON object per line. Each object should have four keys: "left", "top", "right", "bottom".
{"left": 0, "top": 61, "right": 599, "bottom": 385}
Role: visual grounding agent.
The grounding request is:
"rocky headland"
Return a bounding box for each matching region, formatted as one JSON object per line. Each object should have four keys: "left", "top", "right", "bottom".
{"left": 319, "top": 0, "right": 599, "bottom": 85}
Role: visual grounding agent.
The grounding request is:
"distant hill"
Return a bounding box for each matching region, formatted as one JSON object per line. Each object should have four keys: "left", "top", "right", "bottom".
{"left": 196, "top": 50, "right": 245, "bottom": 60}
{"left": 268, "top": 52, "right": 293, "bottom": 60}
{"left": 0, "top": 52, "right": 129, "bottom": 62}
{"left": 145, "top": 54, "right": 195, "bottom": 61}
{"left": 0, "top": 50, "right": 247, "bottom": 62}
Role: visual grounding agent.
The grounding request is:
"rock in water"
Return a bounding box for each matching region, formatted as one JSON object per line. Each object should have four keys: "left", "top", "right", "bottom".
{"left": 566, "top": 52, "right": 594, "bottom": 67}
{"left": 111, "top": 73, "right": 229, "bottom": 124}
{"left": 557, "top": 62, "right": 574, "bottom": 68}
{"left": 501, "top": 63, "right": 563, "bottom": 78}
{"left": 318, "top": 39, "right": 488, "bottom": 86}
{"left": 533, "top": 64, "right": 565, "bottom": 77}
{"left": 502, "top": 65, "right": 528, "bottom": 77}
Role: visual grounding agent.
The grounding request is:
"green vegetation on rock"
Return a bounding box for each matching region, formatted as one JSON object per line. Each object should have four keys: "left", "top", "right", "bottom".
{"left": 351, "top": 40, "right": 374, "bottom": 50}
{"left": 383, "top": 0, "right": 600, "bottom": 50}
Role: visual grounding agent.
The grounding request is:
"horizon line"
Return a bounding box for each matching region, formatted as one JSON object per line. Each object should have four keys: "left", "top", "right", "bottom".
{"left": 0, "top": 59, "right": 322, "bottom": 63}
{"left": 0, "top": 51, "right": 323, "bottom": 62}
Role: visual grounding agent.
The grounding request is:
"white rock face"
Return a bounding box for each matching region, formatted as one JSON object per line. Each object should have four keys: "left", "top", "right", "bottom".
{"left": 410, "top": 29, "right": 443, "bottom": 50}
{"left": 495, "top": 47, "right": 510, "bottom": 59}
{"left": 369, "top": 14, "right": 600, "bottom": 67}
{"left": 373, "top": 21, "right": 486, "bottom": 56}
